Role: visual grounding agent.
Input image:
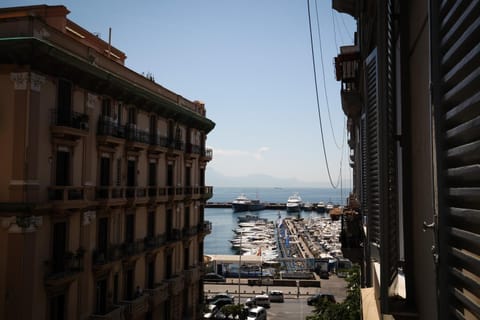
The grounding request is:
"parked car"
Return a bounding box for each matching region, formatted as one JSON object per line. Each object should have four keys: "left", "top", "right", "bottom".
{"left": 210, "top": 297, "right": 234, "bottom": 309}
{"left": 252, "top": 294, "right": 270, "bottom": 308}
{"left": 203, "top": 304, "right": 219, "bottom": 319}
{"left": 307, "top": 293, "right": 336, "bottom": 306}
{"left": 246, "top": 306, "right": 267, "bottom": 320}
{"left": 206, "top": 293, "right": 235, "bottom": 304}
{"left": 268, "top": 290, "right": 284, "bottom": 303}
{"left": 204, "top": 272, "right": 226, "bottom": 283}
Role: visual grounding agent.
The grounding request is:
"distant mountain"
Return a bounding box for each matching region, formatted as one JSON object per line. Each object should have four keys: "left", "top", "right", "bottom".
{"left": 205, "top": 168, "right": 330, "bottom": 188}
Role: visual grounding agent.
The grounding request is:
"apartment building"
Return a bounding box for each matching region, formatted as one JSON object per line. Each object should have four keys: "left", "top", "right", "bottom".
{"left": 333, "top": 0, "right": 479, "bottom": 319}
{"left": 0, "top": 5, "right": 215, "bottom": 320}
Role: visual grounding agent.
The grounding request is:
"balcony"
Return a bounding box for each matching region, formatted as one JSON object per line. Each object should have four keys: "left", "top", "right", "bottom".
{"left": 44, "top": 249, "right": 84, "bottom": 287}
{"left": 183, "top": 226, "right": 198, "bottom": 238}
{"left": 48, "top": 186, "right": 95, "bottom": 209}
{"left": 144, "top": 234, "right": 166, "bottom": 251}
{"left": 200, "top": 186, "right": 213, "bottom": 200}
{"left": 92, "top": 244, "right": 123, "bottom": 266}
{"left": 89, "top": 305, "right": 125, "bottom": 320}
{"left": 96, "top": 187, "right": 126, "bottom": 206}
{"left": 50, "top": 109, "right": 89, "bottom": 140}
{"left": 148, "top": 133, "right": 169, "bottom": 153}
{"left": 125, "top": 124, "right": 149, "bottom": 150}
{"left": 147, "top": 187, "right": 168, "bottom": 203}
{"left": 185, "top": 143, "right": 201, "bottom": 158}
{"left": 144, "top": 282, "right": 169, "bottom": 308}
{"left": 199, "top": 221, "right": 212, "bottom": 235}
{"left": 201, "top": 147, "right": 213, "bottom": 161}
{"left": 97, "top": 117, "right": 126, "bottom": 146}
{"left": 166, "top": 274, "right": 185, "bottom": 296}
{"left": 335, "top": 45, "right": 362, "bottom": 119}
{"left": 121, "top": 239, "right": 145, "bottom": 260}
{"left": 340, "top": 210, "right": 365, "bottom": 264}
{"left": 184, "top": 266, "right": 201, "bottom": 285}
{"left": 125, "top": 187, "right": 148, "bottom": 205}
{"left": 120, "top": 294, "right": 149, "bottom": 320}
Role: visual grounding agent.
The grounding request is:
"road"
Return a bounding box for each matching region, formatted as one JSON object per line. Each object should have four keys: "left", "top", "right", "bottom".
{"left": 205, "top": 274, "right": 347, "bottom": 319}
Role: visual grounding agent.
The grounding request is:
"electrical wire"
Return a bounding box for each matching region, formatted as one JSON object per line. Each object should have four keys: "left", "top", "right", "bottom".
{"left": 307, "top": 0, "right": 340, "bottom": 189}
{"left": 314, "top": 0, "right": 342, "bottom": 150}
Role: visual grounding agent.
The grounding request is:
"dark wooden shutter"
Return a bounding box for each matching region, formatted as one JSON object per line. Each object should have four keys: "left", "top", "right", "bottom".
{"left": 432, "top": 1, "right": 480, "bottom": 319}
{"left": 365, "top": 49, "right": 381, "bottom": 258}
{"left": 364, "top": 0, "right": 399, "bottom": 312}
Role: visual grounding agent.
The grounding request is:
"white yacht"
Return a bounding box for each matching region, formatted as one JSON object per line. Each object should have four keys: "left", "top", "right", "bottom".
{"left": 286, "top": 193, "right": 303, "bottom": 212}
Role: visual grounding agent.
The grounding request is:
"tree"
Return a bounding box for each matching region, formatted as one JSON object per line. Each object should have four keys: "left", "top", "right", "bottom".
{"left": 306, "top": 265, "right": 361, "bottom": 320}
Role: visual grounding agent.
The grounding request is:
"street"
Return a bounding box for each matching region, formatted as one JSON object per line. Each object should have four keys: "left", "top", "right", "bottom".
{"left": 205, "top": 274, "right": 347, "bottom": 319}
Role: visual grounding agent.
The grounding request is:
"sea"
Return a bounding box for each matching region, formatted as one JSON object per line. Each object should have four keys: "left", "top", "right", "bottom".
{"left": 204, "top": 187, "right": 349, "bottom": 255}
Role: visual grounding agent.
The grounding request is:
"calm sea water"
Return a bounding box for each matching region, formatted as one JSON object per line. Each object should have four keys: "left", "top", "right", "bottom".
{"left": 204, "top": 187, "right": 349, "bottom": 255}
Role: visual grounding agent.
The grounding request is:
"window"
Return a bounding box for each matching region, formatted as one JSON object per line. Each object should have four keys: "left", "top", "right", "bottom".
{"left": 55, "top": 148, "right": 70, "bottom": 186}
{"left": 99, "top": 156, "right": 110, "bottom": 186}
{"left": 102, "top": 98, "right": 111, "bottom": 117}
{"left": 97, "top": 217, "right": 108, "bottom": 254}
{"left": 52, "top": 222, "right": 67, "bottom": 273}
{"left": 57, "top": 79, "right": 72, "bottom": 125}
{"left": 147, "top": 261, "right": 155, "bottom": 289}
{"left": 125, "top": 214, "right": 134, "bottom": 244}
{"left": 147, "top": 211, "right": 155, "bottom": 239}
{"left": 95, "top": 279, "right": 107, "bottom": 314}
{"left": 127, "top": 108, "right": 136, "bottom": 125}
{"left": 148, "top": 162, "right": 157, "bottom": 187}
{"left": 124, "top": 268, "right": 134, "bottom": 300}
{"left": 49, "top": 293, "right": 65, "bottom": 320}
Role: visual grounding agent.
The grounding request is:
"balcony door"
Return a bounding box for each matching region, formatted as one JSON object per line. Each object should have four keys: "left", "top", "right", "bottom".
{"left": 97, "top": 217, "right": 108, "bottom": 255}
{"left": 57, "top": 79, "right": 71, "bottom": 125}
{"left": 52, "top": 222, "right": 67, "bottom": 273}
{"left": 95, "top": 278, "right": 107, "bottom": 314}
{"left": 127, "top": 160, "right": 136, "bottom": 187}
{"left": 49, "top": 293, "right": 65, "bottom": 320}
{"left": 55, "top": 149, "right": 70, "bottom": 186}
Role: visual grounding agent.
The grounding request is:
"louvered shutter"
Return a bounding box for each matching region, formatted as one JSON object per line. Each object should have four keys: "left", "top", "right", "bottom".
{"left": 431, "top": 1, "right": 480, "bottom": 319}
{"left": 364, "top": 0, "right": 399, "bottom": 313}
{"left": 365, "top": 49, "right": 381, "bottom": 258}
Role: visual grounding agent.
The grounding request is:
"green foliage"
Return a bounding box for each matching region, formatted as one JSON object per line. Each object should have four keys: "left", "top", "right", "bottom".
{"left": 220, "top": 304, "right": 248, "bottom": 320}
{"left": 306, "top": 265, "right": 361, "bottom": 320}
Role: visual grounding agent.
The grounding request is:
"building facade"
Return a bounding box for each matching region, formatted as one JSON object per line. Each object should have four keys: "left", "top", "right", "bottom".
{"left": 333, "top": 0, "right": 479, "bottom": 319}
{"left": 0, "top": 5, "right": 215, "bottom": 320}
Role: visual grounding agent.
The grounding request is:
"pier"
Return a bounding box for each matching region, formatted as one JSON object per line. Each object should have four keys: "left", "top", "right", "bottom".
{"left": 206, "top": 202, "right": 287, "bottom": 209}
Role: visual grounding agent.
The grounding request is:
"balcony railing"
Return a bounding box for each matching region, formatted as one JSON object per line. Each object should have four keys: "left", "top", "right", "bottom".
{"left": 89, "top": 305, "right": 125, "bottom": 320}
{"left": 44, "top": 249, "right": 84, "bottom": 282}
{"left": 145, "top": 282, "right": 169, "bottom": 307}
{"left": 166, "top": 274, "right": 185, "bottom": 296}
{"left": 125, "top": 124, "right": 150, "bottom": 144}
{"left": 201, "top": 148, "right": 213, "bottom": 161}
{"left": 144, "top": 234, "right": 166, "bottom": 250}
{"left": 48, "top": 186, "right": 94, "bottom": 205}
{"left": 200, "top": 186, "right": 213, "bottom": 199}
{"left": 186, "top": 143, "right": 201, "bottom": 155}
{"left": 97, "top": 117, "right": 126, "bottom": 139}
{"left": 96, "top": 187, "right": 125, "bottom": 200}
{"left": 335, "top": 45, "right": 362, "bottom": 118}
{"left": 200, "top": 221, "right": 212, "bottom": 234}
{"left": 120, "top": 294, "right": 149, "bottom": 320}
{"left": 149, "top": 134, "right": 169, "bottom": 148}
{"left": 51, "top": 109, "right": 89, "bottom": 131}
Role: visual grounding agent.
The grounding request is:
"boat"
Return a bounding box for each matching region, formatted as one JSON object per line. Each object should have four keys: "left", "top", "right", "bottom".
{"left": 325, "top": 202, "right": 334, "bottom": 212}
{"left": 316, "top": 202, "right": 326, "bottom": 213}
{"left": 286, "top": 193, "right": 303, "bottom": 212}
{"left": 231, "top": 194, "right": 265, "bottom": 212}
{"left": 303, "top": 202, "right": 313, "bottom": 211}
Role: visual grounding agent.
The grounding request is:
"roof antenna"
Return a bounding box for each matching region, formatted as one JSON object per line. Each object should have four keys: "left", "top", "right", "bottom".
{"left": 107, "top": 27, "right": 111, "bottom": 58}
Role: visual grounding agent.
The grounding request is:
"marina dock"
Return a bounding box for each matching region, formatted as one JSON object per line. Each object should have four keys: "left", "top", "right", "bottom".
{"left": 206, "top": 202, "right": 287, "bottom": 209}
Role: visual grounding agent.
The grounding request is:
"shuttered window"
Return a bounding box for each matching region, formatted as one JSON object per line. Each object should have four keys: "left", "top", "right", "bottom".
{"left": 432, "top": 1, "right": 480, "bottom": 319}
{"left": 363, "top": 0, "right": 400, "bottom": 313}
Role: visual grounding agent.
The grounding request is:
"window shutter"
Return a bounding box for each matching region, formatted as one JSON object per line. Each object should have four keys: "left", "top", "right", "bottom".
{"left": 432, "top": 1, "right": 480, "bottom": 319}
{"left": 365, "top": 49, "right": 381, "bottom": 259}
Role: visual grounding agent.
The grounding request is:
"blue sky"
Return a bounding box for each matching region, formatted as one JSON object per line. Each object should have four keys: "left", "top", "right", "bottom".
{"left": 4, "top": 0, "right": 356, "bottom": 188}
